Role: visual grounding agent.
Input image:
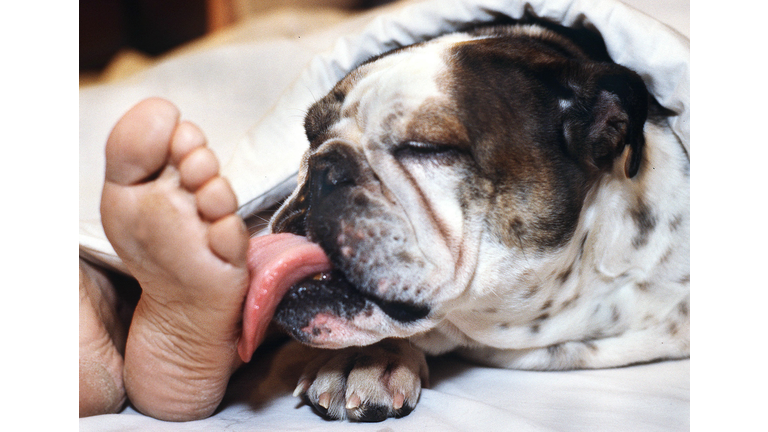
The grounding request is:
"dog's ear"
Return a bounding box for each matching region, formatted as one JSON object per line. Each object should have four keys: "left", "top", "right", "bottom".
{"left": 562, "top": 64, "right": 648, "bottom": 178}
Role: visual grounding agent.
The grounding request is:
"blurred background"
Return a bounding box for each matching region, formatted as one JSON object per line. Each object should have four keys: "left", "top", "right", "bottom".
{"left": 79, "top": 0, "right": 687, "bottom": 86}
{"left": 80, "top": 0, "right": 395, "bottom": 81}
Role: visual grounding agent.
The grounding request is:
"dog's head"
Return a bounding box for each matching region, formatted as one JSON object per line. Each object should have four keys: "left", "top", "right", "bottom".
{"left": 270, "top": 24, "right": 649, "bottom": 348}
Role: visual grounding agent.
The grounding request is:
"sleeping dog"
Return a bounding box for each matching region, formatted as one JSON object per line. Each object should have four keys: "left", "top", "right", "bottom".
{"left": 266, "top": 22, "right": 690, "bottom": 421}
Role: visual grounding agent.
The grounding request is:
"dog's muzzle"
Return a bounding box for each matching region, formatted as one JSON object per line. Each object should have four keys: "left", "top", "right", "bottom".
{"left": 253, "top": 144, "right": 433, "bottom": 348}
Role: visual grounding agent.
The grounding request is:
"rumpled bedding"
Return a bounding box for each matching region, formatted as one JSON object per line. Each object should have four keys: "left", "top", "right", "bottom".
{"left": 79, "top": 0, "right": 689, "bottom": 430}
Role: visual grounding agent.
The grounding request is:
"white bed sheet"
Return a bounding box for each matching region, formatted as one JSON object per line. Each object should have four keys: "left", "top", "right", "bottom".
{"left": 79, "top": 0, "right": 689, "bottom": 430}
{"left": 81, "top": 342, "right": 689, "bottom": 431}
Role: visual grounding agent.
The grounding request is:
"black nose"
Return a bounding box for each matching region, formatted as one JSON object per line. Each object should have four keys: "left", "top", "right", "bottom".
{"left": 271, "top": 143, "right": 363, "bottom": 237}
{"left": 308, "top": 142, "right": 360, "bottom": 201}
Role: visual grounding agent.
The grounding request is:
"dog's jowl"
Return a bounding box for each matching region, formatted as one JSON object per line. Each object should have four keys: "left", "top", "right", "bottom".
{"left": 254, "top": 23, "right": 689, "bottom": 421}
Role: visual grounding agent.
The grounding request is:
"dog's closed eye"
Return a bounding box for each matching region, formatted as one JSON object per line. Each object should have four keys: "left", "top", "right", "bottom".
{"left": 394, "top": 141, "right": 465, "bottom": 164}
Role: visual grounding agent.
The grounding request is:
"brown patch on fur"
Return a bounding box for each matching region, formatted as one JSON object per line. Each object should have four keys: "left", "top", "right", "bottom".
{"left": 583, "top": 340, "right": 599, "bottom": 352}
{"left": 305, "top": 89, "right": 344, "bottom": 147}
{"left": 445, "top": 36, "right": 597, "bottom": 252}
{"left": 404, "top": 98, "right": 470, "bottom": 148}
{"left": 610, "top": 306, "right": 621, "bottom": 323}
{"left": 522, "top": 283, "right": 539, "bottom": 299}
{"left": 658, "top": 247, "right": 674, "bottom": 265}
{"left": 670, "top": 214, "right": 685, "bottom": 232}
{"left": 630, "top": 200, "right": 657, "bottom": 249}
{"left": 561, "top": 292, "right": 580, "bottom": 309}
{"left": 342, "top": 99, "right": 360, "bottom": 120}
{"left": 667, "top": 321, "right": 680, "bottom": 336}
{"left": 557, "top": 266, "right": 573, "bottom": 285}
{"left": 577, "top": 232, "right": 589, "bottom": 259}
{"left": 304, "top": 69, "right": 367, "bottom": 147}
{"left": 547, "top": 344, "right": 563, "bottom": 358}
{"left": 530, "top": 312, "right": 550, "bottom": 334}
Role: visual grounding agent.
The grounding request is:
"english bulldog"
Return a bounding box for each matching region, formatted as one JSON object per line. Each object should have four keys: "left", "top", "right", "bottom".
{"left": 260, "top": 21, "right": 690, "bottom": 421}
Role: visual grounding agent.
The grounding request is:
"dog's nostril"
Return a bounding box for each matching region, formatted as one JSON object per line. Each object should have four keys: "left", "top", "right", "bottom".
{"left": 307, "top": 143, "right": 362, "bottom": 203}
{"left": 312, "top": 162, "right": 356, "bottom": 201}
{"left": 323, "top": 165, "right": 353, "bottom": 188}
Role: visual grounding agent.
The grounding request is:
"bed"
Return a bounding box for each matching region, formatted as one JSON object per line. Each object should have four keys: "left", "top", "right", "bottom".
{"left": 79, "top": 0, "right": 690, "bottom": 430}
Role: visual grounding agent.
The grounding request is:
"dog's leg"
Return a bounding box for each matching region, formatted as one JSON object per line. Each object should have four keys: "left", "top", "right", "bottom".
{"left": 294, "top": 339, "right": 428, "bottom": 421}
{"left": 458, "top": 317, "right": 689, "bottom": 370}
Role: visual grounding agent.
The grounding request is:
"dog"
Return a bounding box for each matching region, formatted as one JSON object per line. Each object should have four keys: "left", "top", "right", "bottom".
{"left": 265, "top": 21, "right": 690, "bottom": 421}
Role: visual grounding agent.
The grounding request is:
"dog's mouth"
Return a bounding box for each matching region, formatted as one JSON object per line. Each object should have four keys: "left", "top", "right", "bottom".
{"left": 237, "top": 233, "right": 430, "bottom": 363}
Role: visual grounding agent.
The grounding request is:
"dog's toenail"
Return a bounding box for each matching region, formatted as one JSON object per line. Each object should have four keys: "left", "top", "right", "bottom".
{"left": 346, "top": 393, "right": 361, "bottom": 410}
{"left": 293, "top": 380, "right": 309, "bottom": 397}
{"left": 318, "top": 392, "right": 331, "bottom": 409}
{"left": 393, "top": 393, "right": 405, "bottom": 410}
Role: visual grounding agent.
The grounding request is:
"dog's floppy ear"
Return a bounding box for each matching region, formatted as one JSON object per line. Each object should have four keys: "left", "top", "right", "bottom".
{"left": 562, "top": 64, "right": 648, "bottom": 178}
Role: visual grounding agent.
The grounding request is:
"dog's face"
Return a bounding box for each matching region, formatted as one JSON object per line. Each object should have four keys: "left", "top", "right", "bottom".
{"left": 271, "top": 25, "right": 649, "bottom": 348}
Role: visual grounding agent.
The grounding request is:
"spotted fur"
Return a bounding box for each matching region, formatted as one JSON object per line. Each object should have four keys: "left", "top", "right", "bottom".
{"left": 271, "top": 22, "right": 689, "bottom": 421}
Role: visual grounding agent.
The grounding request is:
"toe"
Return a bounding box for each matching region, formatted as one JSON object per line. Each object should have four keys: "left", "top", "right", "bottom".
{"left": 179, "top": 147, "right": 220, "bottom": 191}
{"left": 209, "top": 214, "right": 248, "bottom": 265}
{"left": 105, "top": 98, "right": 180, "bottom": 185}
{"left": 170, "top": 121, "right": 207, "bottom": 166}
{"left": 208, "top": 214, "right": 248, "bottom": 266}
{"left": 196, "top": 176, "right": 238, "bottom": 221}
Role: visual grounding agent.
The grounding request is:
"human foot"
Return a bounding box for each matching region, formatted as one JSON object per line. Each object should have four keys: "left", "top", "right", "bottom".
{"left": 100, "top": 98, "right": 250, "bottom": 421}
{"left": 79, "top": 260, "right": 128, "bottom": 417}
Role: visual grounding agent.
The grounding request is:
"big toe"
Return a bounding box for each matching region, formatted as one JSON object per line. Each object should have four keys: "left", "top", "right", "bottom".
{"left": 105, "top": 97, "right": 180, "bottom": 185}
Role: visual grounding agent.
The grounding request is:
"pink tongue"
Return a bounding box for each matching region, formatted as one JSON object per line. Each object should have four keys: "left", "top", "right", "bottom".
{"left": 238, "top": 233, "right": 331, "bottom": 363}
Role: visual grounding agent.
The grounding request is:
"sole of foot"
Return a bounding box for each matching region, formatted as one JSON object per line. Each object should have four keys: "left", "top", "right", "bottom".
{"left": 100, "top": 98, "right": 249, "bottom": 421}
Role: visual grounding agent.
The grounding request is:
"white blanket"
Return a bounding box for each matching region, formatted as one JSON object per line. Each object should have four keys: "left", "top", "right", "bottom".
{"left": 79, "top": 0, "right": 689, "bottom": 430}
{"left": 82, "top": 341, "right": 688, "bottom": 431}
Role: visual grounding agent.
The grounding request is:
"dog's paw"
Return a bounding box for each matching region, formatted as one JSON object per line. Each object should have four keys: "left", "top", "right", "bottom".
{"left": 293, "top": 339, "right": 428, "bottom": 421}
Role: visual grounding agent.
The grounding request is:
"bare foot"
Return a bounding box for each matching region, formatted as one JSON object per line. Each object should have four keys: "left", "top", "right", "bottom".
{"left": 79, "top": 260, "right": 129, "bottom": 417}
{"left": 100, "top": 98, "right": 249, "bottom": 421}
